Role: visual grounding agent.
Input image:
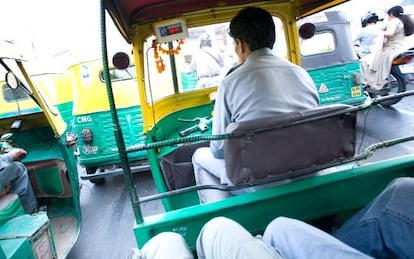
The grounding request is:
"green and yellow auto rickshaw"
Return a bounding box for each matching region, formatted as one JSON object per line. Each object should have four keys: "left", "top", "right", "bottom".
{"left": 0, "top": 40, "right": 81, "bottom": 258}
{"left": 100, "top": 0, "right": 414, "bottom": 253}
{"left": 68, "top": 58, "right": 148, "bottom": 184}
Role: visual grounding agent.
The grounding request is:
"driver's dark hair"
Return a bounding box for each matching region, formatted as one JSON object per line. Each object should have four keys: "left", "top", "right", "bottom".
{"left": 388, "top": 5, "right": 414, "bottom": 36}
{"left": 229, "top": 7, "right": 275, "bottom": 51}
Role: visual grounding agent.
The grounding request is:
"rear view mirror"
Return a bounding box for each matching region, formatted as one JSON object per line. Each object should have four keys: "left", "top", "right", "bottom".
{"left": 5, "top": 72, "right": 19, "bottom": 89}
{"left": 299, "top": 23, "right": 316, "bottom": 39}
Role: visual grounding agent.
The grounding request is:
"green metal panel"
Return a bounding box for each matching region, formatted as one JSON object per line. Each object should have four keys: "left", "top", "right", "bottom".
{"left": 16, "top": 127, "right": 63, "bottom": 163}
{"left": 55, "top": 101, "right": 74, "bottom": 126}
{"left": 34, "top": 167, "right": 64, "bottom": 195}
{"left": 0, "top": 214, "right": 51, "bottom": 259}
{"left": 0, "top": 214, "right": 49, "bottom": 238}
{"left": 0, "top": 238, "right": 35, "bottom": 259}
{"left": 0, "top": 199, "right": 24, "bottom": 226}
{"left": 74, "top": 105, "right": 147, "bottom": 167}
{"left": 151, "top": 104, "right": 213, "bottom": 156}
{"left": 134, "top": 154, "right": 414, "bottom": 250}
{"left": 308, "top": 62, "right": 365, "bottom": 106}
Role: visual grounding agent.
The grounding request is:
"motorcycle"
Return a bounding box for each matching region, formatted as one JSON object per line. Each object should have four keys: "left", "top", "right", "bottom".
{"left": 356, "top": 46, "right": 414, "bottom": 106}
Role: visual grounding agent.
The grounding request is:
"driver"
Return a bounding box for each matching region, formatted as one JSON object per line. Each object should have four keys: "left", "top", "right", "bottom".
{"left": 191, "top": 7, "right": 319, "bottom": 203}
{"left": 0, "top": 148, "right": 37, "bottom": 214}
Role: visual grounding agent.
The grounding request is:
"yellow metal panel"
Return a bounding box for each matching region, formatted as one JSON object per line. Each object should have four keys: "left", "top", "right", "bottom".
{"left": 70, "top": 59, "right": 140, "bottom": 115}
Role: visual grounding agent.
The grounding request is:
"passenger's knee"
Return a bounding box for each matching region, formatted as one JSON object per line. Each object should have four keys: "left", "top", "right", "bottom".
{"left": 203, "top": 216, "right": 233, "bottom": 232}
{"left": 152, "top": 232, "right": 185, "bottom": 243}
{"left": 141, "top": 232, "right": 192, "bottom": 258}
{"left": 3, "top": 162, "right": 26, "bottom": 176}
{"left": 192, "top": 147, "right": 207, "bottom": 164}
{"left": 198, "top": 216, "right": 240, "bottom": 241}
{"left": 266, "top": 217, "right": 294, "bottom": 233}
{"left": 263, "top": 216, "right": 303, "bottom": 242}
{"left": 388, "top": 177, "right": 414, "bottom": 191}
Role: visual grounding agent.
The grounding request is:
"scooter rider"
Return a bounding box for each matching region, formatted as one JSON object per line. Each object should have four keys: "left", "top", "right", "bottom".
{"left": 360, "top": 5, "right": 414, "bottom": 90}
{"left": 354, "top": 12, "right": 381, "bottom": 58}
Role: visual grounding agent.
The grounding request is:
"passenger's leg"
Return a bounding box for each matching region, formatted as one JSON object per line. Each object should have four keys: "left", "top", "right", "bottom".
{"left": 333, "top": 177, "right": 414, "bottom": 258}
{"left": 138, "top": 232, "right": 194, "bottom": 259}
{"left": 192, "top": 148, "right": 231, "bottom": 203}
{"left": 263, "top": 217, "right": 371, "bottom": 259}
{"left": 197, "top": 217, "right": 283, "bottom": 259}
{"left": 1, "top": 161, "right": 37, "bottom": 213}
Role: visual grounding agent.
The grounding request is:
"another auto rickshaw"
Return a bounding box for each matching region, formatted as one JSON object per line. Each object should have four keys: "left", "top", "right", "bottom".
{"left": 0, "top": 40, "right": 81, "bottom": 258}
{"left": 299, "top": 10, "right": 366, "bottom": 105}
{"left": 68, "top": 58, "right": 148, "bottom": 184}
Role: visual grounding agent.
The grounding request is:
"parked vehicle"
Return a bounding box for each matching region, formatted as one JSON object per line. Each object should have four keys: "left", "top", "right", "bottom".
{"left": 0, "top": 40, "right": 81, "bottom": 258}
{"left": 101, "top": 0, "right": 414, "bottom": 253}
{"left": 68, "top": 58, "right": 149, "bottom": 184}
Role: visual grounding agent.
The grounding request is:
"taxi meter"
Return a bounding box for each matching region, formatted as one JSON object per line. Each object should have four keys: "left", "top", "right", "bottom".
{"left": 153, "top": 18, "right": 189, "bottom": 43}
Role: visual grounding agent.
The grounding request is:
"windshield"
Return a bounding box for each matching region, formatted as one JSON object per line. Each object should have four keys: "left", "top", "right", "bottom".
{"left": 144, "top": 17, "right": 287, "bottom": 103}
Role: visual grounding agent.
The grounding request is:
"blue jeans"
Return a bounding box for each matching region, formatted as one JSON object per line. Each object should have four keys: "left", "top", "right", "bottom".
{"left": 263, "top": 217, "right": 371, "bottom": 259}
{"left": 333, "top": 177, "right": 414, "bottom": 258}
{"left": 0, "top": 160, "right": 37, "bottom": 214}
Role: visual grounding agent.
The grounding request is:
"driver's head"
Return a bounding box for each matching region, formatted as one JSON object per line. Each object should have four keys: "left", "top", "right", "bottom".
{"left": 228, "top": 7, "right": 275, "bottom": 51}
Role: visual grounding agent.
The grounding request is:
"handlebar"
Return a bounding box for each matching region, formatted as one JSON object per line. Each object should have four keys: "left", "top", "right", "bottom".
{"left": 179, "top": 117, "right": 211, "bottom": 137}
{"left": 179, "top": 125, "right": 201, "bottom": 137}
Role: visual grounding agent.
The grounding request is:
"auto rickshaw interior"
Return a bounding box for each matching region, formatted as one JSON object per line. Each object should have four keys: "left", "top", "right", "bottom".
{"left": 114, "top": 4, "right": 360, "bottom": 206}
{"left": 103, "top": 0, "right": 414, "bottom": 251}
{"left": 0, "top": 55, "right": 81, "bottom": 258}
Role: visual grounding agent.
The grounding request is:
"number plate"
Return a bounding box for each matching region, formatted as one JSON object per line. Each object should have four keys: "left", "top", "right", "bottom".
{"left": 351, "top": 86, "right": 361, "bottom": 97}
{"left": 399, "top": 63, "right": 414, "bottom": 74}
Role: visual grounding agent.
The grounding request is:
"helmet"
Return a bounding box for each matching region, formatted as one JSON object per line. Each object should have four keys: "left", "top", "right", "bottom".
{"left": 361, "top": 12, "right": 379, "bottom": 27}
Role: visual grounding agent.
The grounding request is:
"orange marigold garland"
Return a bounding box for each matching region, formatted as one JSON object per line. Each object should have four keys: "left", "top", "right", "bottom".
{"left": 152, "top": 39, "right": 184, "bottom": 73}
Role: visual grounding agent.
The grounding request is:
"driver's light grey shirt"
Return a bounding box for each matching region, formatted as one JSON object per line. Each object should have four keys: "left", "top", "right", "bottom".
{"left": 210, "top": 48, "right": 319, "bottom": 158}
